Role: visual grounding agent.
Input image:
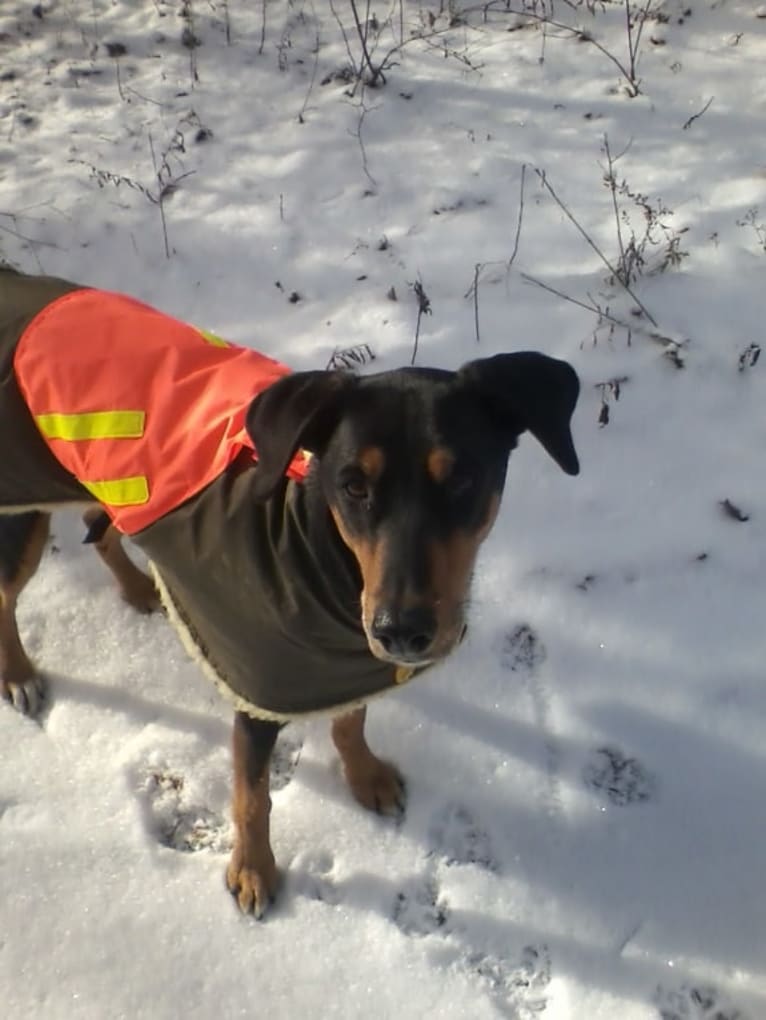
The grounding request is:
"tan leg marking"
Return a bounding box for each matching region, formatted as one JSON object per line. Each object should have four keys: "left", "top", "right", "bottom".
{"left": 0, "top": 513, "right": 50, "bottom": 716}
{"left": 83, "top": 508, "right": 159, "bottom": 614}
{"left": 332, "top": 706, "right": 406, "bottom": 816}
{"left": 226, "top": 718, "right": 279, "bottom": 918}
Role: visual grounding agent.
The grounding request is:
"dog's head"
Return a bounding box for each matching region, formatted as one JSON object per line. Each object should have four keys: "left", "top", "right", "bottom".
{"left": 246, "top": 353, "right": 579, "bottom": 668}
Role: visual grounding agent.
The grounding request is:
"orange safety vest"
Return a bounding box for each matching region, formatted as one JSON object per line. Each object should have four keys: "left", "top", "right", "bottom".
{"left": 14, "top": 287, "right": 309, "bottom": 534}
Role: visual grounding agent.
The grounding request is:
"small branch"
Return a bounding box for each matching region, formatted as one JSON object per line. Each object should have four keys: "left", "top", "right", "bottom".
{"left": 508, "top": 162, "right": 526, "bottom": 272}
{"left": 534, "top": 167, "right": 657, "bottom": 326}
{"left": 500, "top": 4, "right": 635, "bottom": 92}
{"left": 628, "top": 0, "right": 655, "bottom": 78}
{"left": 298, "top": 18, "right": 321, "bottom": 123}
{"left": 349, "top": 0, "right": 383, "bottom": 85}
{"left": 467, "top": 164, "right": 526, "bottom": 343}
{"left": 347, "top": 93, "right": 377, "bottom": 190}
{"left": 520, "top": 271, "right": 682, "bottom": 354}
{"left": 602, "top": 135, "right": 626, "bottom": 282}
{"left": 682, "top": 96, "right": 714, "bottom": 131}
{"left": 259, "top": 0, "right": 267, "bottom": 55}
{"left": 471, "top": 263, "right": 481, "bottom": 345}
{"left": 410, "top": 278, "right": 432, "bottom": 365}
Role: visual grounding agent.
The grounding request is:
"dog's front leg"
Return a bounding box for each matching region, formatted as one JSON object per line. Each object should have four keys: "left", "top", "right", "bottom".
{"left": 82, "top": 508, "right": 159, "bottom": 614}
{"left": 332, "top": 707, "right": 406, "bottom": 817}
{"left": 0, "top": 511, "right": 50, "bottom": 716}
{"left": 226, "top": 711, "right": 282, "bottom": 918}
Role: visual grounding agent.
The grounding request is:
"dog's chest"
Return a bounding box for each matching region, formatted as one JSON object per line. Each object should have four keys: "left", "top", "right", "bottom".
{"left": 133, "top": 472, "right": 398, "bottom": 720}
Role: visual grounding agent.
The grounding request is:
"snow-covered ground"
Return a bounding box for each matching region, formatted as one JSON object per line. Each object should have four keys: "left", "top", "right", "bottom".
{"left": 1, "top": 2, "right": 765, "bottom": 1017}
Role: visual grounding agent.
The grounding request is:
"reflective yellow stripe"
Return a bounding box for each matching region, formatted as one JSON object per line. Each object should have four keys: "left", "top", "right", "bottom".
{"left": 35, "top": 410, "right": 145, "bottom": 441}
{"left": 81, "top": 476, "right": 149, "bottom": 506}
{"left": 196, "top": 327, "right": 229, "bottom": 348}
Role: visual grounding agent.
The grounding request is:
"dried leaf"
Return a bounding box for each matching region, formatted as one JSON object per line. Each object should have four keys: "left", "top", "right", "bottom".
{"left": 719, "top": 499, "right": 750, "bottom": 523}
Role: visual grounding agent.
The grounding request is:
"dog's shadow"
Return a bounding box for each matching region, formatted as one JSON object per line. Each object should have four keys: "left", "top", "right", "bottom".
{"left": 41, "top": 670, "right": 230, "bottom": 745}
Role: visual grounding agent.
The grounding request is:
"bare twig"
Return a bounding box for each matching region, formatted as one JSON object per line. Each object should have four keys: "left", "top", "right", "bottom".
{"left": 349, "top": 0, "right": 383, "bottom": 85}
{"left": 148, "top": 133, "right": 171, "bottom": 258}
{"left": 520, "top": 271, "right": 682, "bottom": 355}
{"left": 508, "top": 163, "right": 527, "bottom": 271}
{"left": 601, "top": 135, "right": 628, "bottom": 282}
{"left": 682, "top": 96, "right": 714, "bottom": 131}
{"left": 347, "top": 93, "right": 378, "bottom": 190}
{"left": 222, "top": 0, "right": 231, "bottom": 45}
{"left": 470, "top": 263, "right": 482, "bottom": 345}
{"left": 328, "top": 0, "right": 357, "bottom": 73}
{"left": 626, "top": 0, "right": 655, "bottom": 87}
{"left": 259, "top": 0, "right": 267, "bottom": 54}
{"left": 410, "top": 278, "right": 432, "bottom": 365}
{"left": 298, "top": 16, "right": 321, "bottom": 122}
{"left": 534, "top": 167, "right": 658, "bottom": 326}
{"left": 467, "top": 164, "right": 527, "bottom": 343}
{"left": 0, "top": 212, "right": 60, "bottom": 272}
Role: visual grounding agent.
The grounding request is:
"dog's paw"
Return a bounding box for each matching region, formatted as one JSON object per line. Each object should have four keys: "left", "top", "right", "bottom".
{"left": 345, "top": 757, "right": 406, "bottom": 817}
{"left": 393, "top": 874, "right": 450, "bottom": 937}
{"left": 428, "top": 801, "right": 497, "bottom": 872}
{"left": 654, "top": 982, "right": 746, "bottom": 1020}
{"left": 467, "top": 944, "right": 551, "bottom": 1019}
{"left": 1, "top": 672, "right": 45, "bottom": 718}
{"left": 583, "top": 746, "right": 656, "bottom": 807}
{"left": 226, "top": 846, "right": 280, "bottom": 919}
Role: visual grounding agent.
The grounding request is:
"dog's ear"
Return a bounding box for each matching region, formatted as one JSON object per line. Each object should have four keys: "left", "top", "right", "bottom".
{"left": 246, "top": 371, "right": 357, "bottom": 500}
{"left": 458, "top": 352, "right": 580, "bottom": 475}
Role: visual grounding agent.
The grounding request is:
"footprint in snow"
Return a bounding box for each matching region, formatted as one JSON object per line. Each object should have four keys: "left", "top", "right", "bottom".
{"left": 466, "top": 943, "right": 551, "bottom": 1019}
{"left": 500, "top": 623, "right": 547, "bottom": 674}
{"left": 288, "top": 849, "right": 339, "bottom": 906}
{"left": 136, "top": 765, "right": 230, "bottom": 853}
{"left": 499, "top": 620, "right": 546, "bottom": 677}
{"left": 654, "top": 982, "right": 747, "bottom": 1020}
{"left": 427, "top": 801, "right": 498, "bottom": 872}
{"left": 393, "top": 874, "right": 450, "bottom": 937}
{"left": 270, "top": 729, "right": 304, "bottom": 792}
{"left": 583, "top": 746, "right": 656, "bottom": 807}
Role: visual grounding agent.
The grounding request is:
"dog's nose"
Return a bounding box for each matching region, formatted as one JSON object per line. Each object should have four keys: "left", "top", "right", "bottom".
{"left": 371, "top": 607, "right": 436, "bottom": 660}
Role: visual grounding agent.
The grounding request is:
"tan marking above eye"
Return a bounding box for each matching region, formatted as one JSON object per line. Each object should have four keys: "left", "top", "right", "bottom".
{"left": 358, "top": 445, "right": 385, "bottom": 482}
{"left": 426, "top": 447, "right": 455, "bottom": 485}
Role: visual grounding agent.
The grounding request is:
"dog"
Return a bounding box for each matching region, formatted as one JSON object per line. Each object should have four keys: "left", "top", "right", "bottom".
{"left": 0, "top": 267, "right": 580, "bottom": 917}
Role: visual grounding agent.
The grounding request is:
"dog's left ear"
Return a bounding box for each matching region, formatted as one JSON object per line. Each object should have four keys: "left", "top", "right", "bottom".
{"left": 458, "top": 352, "right": 580, "bottom": 475}
{"left": 246, "top": 371, "right": 357, "bottom": 500}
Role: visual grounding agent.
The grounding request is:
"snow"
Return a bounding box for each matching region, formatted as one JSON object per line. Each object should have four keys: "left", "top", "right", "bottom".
{"left": 1, "top": 1, "right": 765, "bottom": 1018}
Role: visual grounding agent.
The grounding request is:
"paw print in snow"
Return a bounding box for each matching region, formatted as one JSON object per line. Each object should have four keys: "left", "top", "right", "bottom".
{"left": 428, "top": 801, "right": 498, "bottom": 872}
{"left": 655, "top": 982, "right": 747, "bottom": 1020}
{"left": 271, "top": 730, "right": 303, "bottom": 792}
{"left": 584, "top": 746, "right": 656, "bottom": 806}
{"left": 137, "top": 766, "right": 230, "bottom": 853}
{"left": 500, "top": 624, "right": 546, "bottom": 674}
{"left": 468, "top": 943, "right": 551, "bottom": 1019}
{"left": 393, "top": 875, "right": 450, "bottom": 937}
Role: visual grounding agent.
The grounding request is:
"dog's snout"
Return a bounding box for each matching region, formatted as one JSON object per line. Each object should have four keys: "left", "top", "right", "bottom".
{"left": 370, "top": 606, "right": 436, "bottom": 661}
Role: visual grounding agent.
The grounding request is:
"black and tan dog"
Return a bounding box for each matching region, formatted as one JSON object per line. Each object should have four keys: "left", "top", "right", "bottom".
{"left": 0, "top": 267, "right": 580, "bottom": 917}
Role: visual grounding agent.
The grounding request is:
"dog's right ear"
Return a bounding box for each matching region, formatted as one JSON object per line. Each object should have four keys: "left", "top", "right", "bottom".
{"left": 246, "top": 371, "right": 357, "bottom": 501}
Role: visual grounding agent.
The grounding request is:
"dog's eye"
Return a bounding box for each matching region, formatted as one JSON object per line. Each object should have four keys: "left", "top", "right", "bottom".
{"left": 342, "top": 477, "right": 370, "bottom": 502}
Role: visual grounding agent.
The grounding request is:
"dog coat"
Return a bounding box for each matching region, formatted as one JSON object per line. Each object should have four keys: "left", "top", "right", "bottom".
{"left": 13, "top": 287, "right": 309, "bottom": 534}
{"left": 1, "top": 270, "right": 403, "bottom": 720}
